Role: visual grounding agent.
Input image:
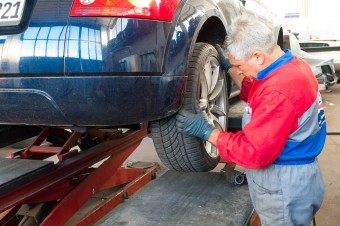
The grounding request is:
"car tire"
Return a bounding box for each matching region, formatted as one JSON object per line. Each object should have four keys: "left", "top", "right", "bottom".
{"left": 151, "top": 42, "right": 229, "bottom": 172}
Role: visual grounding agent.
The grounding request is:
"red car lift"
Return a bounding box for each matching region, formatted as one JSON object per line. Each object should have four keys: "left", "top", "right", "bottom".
{"left": 0, "top": 115, "right": 260, "bottom": 225}
{"left": 0, "top": 127, "right": 157, "bottom": 225}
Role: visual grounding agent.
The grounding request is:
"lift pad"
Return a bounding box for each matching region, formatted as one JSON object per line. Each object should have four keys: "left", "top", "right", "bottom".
{"left": 99, "top": 170, "right": 254, "bottom": 226}
{"left": 0, "top": 159, "right": 55, "bottom": 196}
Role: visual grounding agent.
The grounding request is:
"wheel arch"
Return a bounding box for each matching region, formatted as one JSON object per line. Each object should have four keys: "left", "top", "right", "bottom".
{"left": 163, "top": 3, "right": 232, "bottom": 76}
{"left": 162, "top": 7, "right": 231, "bottom": 114}
{"left": 195, "top": 16, "right": 227, "bottom": 46}
{"left": 193, "top": 17, "right": 284, "bottom": 52}
{"left": 183, "top": 15, "right": 229, "bottom": 105}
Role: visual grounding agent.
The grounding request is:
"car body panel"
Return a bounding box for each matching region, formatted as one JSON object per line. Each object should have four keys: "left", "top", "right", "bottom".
{"left": 0, "top": 0, "right": 186, "bottom": 126}
{"left": 65, "top": 18, "right": 171, "bottom": 74}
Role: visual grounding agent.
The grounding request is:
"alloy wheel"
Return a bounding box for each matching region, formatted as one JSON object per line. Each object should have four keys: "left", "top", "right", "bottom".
{"left": 199, "top": 56, "right": 227, "bottom": 158}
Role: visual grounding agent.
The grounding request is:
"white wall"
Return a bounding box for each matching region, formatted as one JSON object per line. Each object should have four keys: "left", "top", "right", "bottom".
{"left": 261, "top": 0, "right": 340, "bottom": 40}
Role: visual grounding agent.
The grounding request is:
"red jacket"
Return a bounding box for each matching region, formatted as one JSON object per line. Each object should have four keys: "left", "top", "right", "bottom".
{"left": 217, "top": 51, "right": 326, "bottom": 169}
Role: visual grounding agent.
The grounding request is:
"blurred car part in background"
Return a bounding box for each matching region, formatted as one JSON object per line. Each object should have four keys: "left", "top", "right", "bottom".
{"left": 284, "top": 32, "right": 337, "bottom": 91}
{"left": 299, "top": 40, "right": 340, "bottom": 79}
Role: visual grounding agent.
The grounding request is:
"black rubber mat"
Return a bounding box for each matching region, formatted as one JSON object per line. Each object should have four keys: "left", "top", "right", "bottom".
{"left": 100, "top": 170, "right": 253, "bottom": 226}
{"left": 0, "top": 158, "right": 55, "bottom": 196}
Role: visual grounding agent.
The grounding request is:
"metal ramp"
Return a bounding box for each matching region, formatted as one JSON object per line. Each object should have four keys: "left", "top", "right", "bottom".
{"left": 0, "top": 159, "right": 55, "bottom": 196}
{"left": 99, "top": 170, "right": 254, "bottom": 226}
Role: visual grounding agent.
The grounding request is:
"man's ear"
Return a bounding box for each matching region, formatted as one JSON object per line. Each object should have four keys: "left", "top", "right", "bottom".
{"left": 252, "top": 51, "right": 265, "bottom": 65}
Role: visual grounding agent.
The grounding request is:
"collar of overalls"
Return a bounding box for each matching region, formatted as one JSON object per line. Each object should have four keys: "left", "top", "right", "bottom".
{"left": 257, "top": 50, "right": 294, "bottom": 80}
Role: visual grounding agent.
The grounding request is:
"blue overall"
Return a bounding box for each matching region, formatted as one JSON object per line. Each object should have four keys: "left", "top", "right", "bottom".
{"left": 246, "top": 161, "right": 324, "bottom": 225}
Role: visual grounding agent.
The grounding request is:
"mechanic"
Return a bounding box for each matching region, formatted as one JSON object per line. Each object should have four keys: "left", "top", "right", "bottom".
{"left": 176, "top": 15, "right": 326, "bottom": 226}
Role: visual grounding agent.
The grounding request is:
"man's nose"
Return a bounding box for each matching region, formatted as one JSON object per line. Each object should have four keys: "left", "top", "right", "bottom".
{"left": 235, "top": 68, "right": 244, "bottom": 76}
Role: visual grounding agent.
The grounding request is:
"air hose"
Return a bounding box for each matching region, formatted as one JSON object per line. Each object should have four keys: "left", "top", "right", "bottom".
{"left": 326, "top": 132, "right": 340, "bottom": 135}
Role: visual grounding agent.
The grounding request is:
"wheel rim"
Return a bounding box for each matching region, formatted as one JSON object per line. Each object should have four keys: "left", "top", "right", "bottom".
{"left": 199, "top": 55, "right": 227, "bottom": 159}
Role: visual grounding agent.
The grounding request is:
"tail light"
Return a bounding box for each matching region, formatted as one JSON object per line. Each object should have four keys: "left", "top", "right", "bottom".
{"left": 70, "top": 0, "right": 180, "bottom": 22}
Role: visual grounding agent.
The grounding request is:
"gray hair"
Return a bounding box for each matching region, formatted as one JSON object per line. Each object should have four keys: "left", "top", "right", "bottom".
{"left": 225, "top": 15, "right": 276, "bottom": 60}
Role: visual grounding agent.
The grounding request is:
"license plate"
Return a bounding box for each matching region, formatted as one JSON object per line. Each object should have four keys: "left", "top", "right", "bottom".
{"left": 0, "top": 0, "right": 26, "bottom": 26}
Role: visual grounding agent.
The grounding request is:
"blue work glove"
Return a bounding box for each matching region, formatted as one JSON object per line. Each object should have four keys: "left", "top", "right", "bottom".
{"left": 215, "top": 44, "right": 232, "bottom": 72}
{"left": 176, "top": 102, "right": 215, "bottom": 141}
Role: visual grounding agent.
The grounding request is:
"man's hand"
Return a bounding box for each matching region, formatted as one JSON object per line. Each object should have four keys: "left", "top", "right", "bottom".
{"left": 215, "top": 44, "right": 232, "bottom": 72}
{"left": 176, "top": 102, "right": 214, "bottom": 141}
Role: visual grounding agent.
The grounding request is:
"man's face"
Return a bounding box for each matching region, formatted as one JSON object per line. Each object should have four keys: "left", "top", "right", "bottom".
{"left": 228, "top": 52, "right": 263, "bottom": 79}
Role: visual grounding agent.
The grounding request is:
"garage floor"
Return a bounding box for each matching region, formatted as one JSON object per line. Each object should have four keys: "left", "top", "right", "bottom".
{"left": 315, "top": 84, "right": 340, "bottom": 226}
{"left": 124, "top": 83, "right": 340, "bottom": 226}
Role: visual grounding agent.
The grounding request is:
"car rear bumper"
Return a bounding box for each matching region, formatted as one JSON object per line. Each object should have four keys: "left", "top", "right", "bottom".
{"left": 0, "top": 75, "right": 186, "bottom": 126}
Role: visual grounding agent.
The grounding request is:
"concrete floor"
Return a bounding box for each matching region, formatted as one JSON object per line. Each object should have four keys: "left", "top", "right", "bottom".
{"left": 124, "top": 83, "right": 340, "bottom": 226}
{"left": 314, "top": 84, "right": 340, "bottom": 226}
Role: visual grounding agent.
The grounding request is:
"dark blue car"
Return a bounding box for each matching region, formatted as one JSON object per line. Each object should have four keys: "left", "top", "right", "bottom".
{"left": 0, "top": 0, "right": 283, "bottom": 171}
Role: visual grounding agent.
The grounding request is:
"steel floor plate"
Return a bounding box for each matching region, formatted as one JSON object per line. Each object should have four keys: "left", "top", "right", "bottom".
{"left": 99, "top": 170, "right": 254, "bottom": 226}
{"left": 0, "top": 158, "right": 55, "bottom": 196}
